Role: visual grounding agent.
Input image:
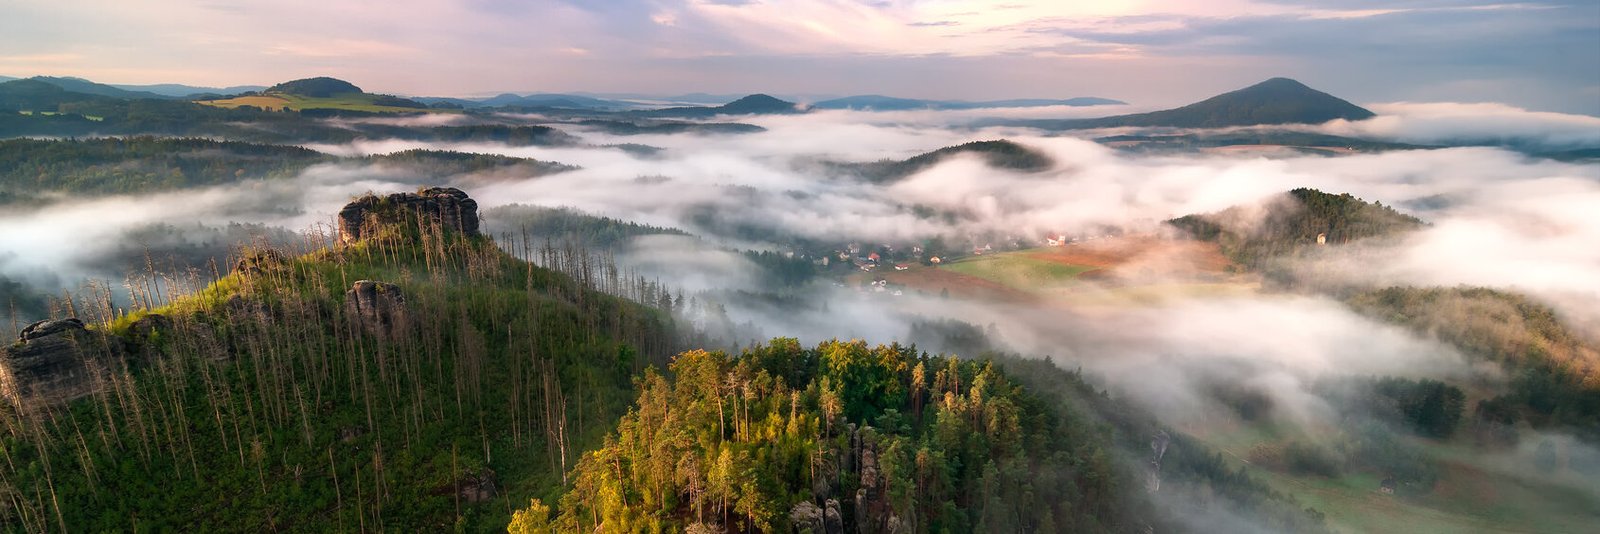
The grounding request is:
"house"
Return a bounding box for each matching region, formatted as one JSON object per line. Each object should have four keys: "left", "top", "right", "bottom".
{"left": 929, "top": 256, "right": 942, "bottom": 264}
{"left": 867, "top": 252, "right": 880, "bottom": 263}
{"left": 894, "top": 264, "right": 910, "bottom": 271}
{"left": 1046, "top": 234, "right": 1067, "bottom": 246}
{"left": 1316, "top": 233, "right": 1327, "bottom": 245}
{"left": 1379, "top": 477, "right": 1396, "bottom": 495}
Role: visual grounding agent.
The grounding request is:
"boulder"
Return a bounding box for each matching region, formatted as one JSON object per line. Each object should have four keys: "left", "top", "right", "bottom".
{"left": 1, "top": 319, "right": 121, "bottom": 408}
{"left": 345, "top": 280, "right": 408, "bottom": 339}
{"left": 337, "top": 187, "right": 480, "bottom": 244}
{"left": 790, "top": 501, "right": 824, "bottom": 532}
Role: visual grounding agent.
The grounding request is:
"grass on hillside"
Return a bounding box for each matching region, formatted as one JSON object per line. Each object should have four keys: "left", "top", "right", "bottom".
{"left": 200, "top": 93, "right": 453, "bottom": 113}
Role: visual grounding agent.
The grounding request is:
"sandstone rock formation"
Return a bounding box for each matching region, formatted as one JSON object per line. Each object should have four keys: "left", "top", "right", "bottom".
{"left": 233, "top": 248, "right": 288, "bottom": 276}
{"left": 0, "top": 319, "right": 122, "bottom": 408}
{"left": 337, "top": 187, "right": 480, "bottom": 244}
{"left": 345, "top": 280, "right": 408, "bottom": 339}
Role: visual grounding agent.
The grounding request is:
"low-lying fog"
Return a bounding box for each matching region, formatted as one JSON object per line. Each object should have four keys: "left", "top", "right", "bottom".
{"left": 2, "top": 103, "right": 1597, "bottom": 448}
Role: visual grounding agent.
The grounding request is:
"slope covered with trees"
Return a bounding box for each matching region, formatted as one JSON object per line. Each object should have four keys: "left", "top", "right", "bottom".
{"left": 0, "top": 194, "right": 682, "bottom": 530}
{"left": 512, "top": 339, "right": 1332, "bottom": 533}
{"left": 1167, "top": 187, "right": 1425, "bottom": 270}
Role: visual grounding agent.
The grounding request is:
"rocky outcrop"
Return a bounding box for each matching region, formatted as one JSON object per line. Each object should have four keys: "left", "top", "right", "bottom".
{"left": 337, "top": 187, "right": 480, "bottom": 244}
{"left": 233, "top": 249, "right": 287, "bottom": 276}
{"left": 345, "top": 281, "right": 408, "bottom": 339}
{"left": 0, "top": 319, "right": 122, "bottom": 408}
{"left": 457, "top": 468, "right": 498, "bottom": 503}
{"left": 1147, "top": 430, "right": 1170, "bottom": 493}
{"left": 790, "top": 501, "right": 824, "bottom": 532}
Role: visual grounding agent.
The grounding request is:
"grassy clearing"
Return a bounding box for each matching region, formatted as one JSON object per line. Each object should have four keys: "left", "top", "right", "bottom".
{"left": 941, "top": 252, "right": 1096, "bottom": 290}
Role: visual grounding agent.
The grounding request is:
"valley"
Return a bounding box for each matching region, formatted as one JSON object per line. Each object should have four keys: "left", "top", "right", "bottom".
{"left": 0, "top": 67, "right": 1596, "bottom": 533}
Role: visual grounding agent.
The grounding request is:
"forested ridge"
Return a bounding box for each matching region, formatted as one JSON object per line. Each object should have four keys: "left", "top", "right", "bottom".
{"left": 0, "top": 138, "right": 574, "bottom": 205}
{"left": 0, "top": 209, "right": 682, "bottom": 530}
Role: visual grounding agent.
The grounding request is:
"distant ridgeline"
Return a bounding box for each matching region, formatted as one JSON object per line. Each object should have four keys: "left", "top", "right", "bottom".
{"left": 0, "top": 137, "right": 574, "bottom": 205}
{"left": 0, "top": 187, "right": 1330, "bottom": 531}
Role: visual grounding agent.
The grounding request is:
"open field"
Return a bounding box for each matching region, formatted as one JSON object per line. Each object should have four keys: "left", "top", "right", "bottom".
{"left": 200, "top": 94, "right": 293, "bottom": 111}
{"left": 942, "top": 253, "right": 1096, "bottom": 289}
{"left": 872, "top": 235, "right": 1255, "bottom": 305}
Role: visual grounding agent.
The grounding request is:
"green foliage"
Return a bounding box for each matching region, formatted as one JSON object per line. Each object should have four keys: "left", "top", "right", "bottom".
{"left": 1345, "top": 286, "right": 1600, "bottom": 436}
{"left": 0, "top": 136, "right": 324, "bottom": 200}
{"left": 266, "top": 77, "right": 365, "bottom": 97}
{"left": 541, "top": 339, "right": 1145, "bottom": 533}
{"left": 1316, "top": 376, "right": 1466, "bottom": 439}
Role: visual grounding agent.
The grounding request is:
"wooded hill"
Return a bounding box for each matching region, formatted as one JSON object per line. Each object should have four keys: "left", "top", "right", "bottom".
{"left": 513, "top": 340, "right": 1332, "bottom": 533}
{"left": 0, "top": 138, "right": 575, "bottom": 205}
{"left": 0, "top": 189, "right": 683, "bottom": 530}
{"left": 1169, "top": 189, "right": 1600, "bottom": 440}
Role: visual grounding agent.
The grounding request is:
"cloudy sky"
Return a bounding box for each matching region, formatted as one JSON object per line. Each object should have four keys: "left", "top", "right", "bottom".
{"left": 3, "top": 0, "right": 1597, "bottom": 113}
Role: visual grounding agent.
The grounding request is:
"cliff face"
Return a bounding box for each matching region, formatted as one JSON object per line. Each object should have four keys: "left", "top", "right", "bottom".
{"left": 0, "top": 319, "right": 123, "bottom": 408}
{"left": 337, "top": 187, "right": 480, "bottom": 244}
{"left": 345, "top": 280, "right": 409, "bottom": 340}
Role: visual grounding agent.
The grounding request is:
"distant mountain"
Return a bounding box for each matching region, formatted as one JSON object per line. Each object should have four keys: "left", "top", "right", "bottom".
{"left": 110, "top": 83, "right": 267, "bottom": 98}
{"left": 635, "top": 93, "right": 803, "bottom": 118}
{"left": 0, "top": 79, "right": 113, "bottom": 110}
{"left": 1004, "top": 78, "right": 1374, "bottom": 130}
{"left": 0, "top": 75, "right": 16, "bottom": 83}
{"left": 813, "top": 95, "right": 1126, "bottom": 111}
{"left": 266, "top": 77, "right": 364, "bottom": 97}
{"left": 26, "top": 76, "right": 174, "bottom": 100}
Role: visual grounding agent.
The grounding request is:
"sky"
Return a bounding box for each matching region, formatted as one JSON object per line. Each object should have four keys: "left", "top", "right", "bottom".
{"left": 2, "top": 0, "right": 1598, "bottom": 113}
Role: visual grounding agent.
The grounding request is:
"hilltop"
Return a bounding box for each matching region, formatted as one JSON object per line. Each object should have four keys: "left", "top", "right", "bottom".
{"left": 200, "top": 76, "right": 430, "bottom": 113}
{"left": 1005, "top": 78, "right": 1376, "bottom": 130}
{"left": 813, "top": 139, "right": 1054, "bottom": 182}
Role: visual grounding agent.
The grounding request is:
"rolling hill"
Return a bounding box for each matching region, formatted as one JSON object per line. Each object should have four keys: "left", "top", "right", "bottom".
{"left": 200, "top": 76, "right": 431, "bottom": 113}
{"left": 1002, "top": 78, "right": 1375, "bottom": 129}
